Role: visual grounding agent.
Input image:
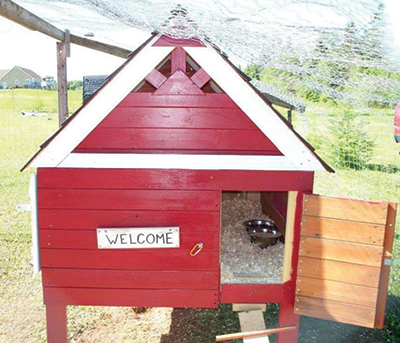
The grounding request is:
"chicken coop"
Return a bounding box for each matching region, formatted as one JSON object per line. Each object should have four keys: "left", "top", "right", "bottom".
{"left": 24, "top": 33, "right": 396, "bottom": 343}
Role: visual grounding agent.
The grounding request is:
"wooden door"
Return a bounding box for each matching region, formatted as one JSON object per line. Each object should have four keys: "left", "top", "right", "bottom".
{"left": 294, "top": 193, "right": 396, "bottom": 328}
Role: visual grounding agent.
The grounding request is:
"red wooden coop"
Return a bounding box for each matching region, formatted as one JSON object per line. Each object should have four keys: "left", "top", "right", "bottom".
{"left": 24, "top": 33, "right": 397, "bottom": 343}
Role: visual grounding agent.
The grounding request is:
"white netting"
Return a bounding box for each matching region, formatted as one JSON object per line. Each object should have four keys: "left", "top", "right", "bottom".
{"left": 3, "top": 0, "right": 400, "bottom": 339}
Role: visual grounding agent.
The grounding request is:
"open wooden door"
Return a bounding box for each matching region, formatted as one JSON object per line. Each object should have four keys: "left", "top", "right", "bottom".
{"left": 294, "top": 193, "right": 396, "bottom": 328}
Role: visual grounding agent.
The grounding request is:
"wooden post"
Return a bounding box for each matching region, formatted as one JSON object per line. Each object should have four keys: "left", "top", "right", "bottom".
{"left": 45, "top": 304, "right": 67, "bottom": 343}
{"left": 57, "top": 41, "right": 68, "bottom": 127}
{"left": 276, "top": 191, "right": 304, "bottom": 343}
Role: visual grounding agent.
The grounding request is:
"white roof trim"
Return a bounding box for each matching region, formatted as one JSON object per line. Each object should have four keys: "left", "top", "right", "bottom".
{"left": 31, "top": 35, "right": 173, "bottom": 168}
{"left": 184, "top": 46, "right": 326, "bottom": 171}
{"left": 59, "top": 153, "right": 299, "bottom": 171}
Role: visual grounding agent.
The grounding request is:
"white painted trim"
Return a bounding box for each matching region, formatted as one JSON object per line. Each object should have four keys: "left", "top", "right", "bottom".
{"left": 59, "top": 153, "right": 300, "bottom": 171}
{"left": 185, "top": 47, "right": 326, "bottom": 171}
{"left": 32, "top": 35, "right": 173, "bottom": 168}
{"left": 30, "top": 173, "right": 40, "bottom": 274}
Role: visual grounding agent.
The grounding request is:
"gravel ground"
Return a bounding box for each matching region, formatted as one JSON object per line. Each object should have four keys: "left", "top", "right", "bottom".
{"left": 221, "top": 198, "right": 285, "bottom": 284}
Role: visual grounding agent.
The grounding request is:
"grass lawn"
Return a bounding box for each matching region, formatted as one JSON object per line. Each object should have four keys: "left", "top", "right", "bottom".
{"left": 0, "top": 89, "right": 399, "bottom": 342}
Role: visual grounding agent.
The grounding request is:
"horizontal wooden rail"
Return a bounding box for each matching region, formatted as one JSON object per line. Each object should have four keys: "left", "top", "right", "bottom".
{"left": 0, "top": 0, "right": 131, "bottom": 58}
{"left": 215, "top": 325, "right": 296, "bottom": 342}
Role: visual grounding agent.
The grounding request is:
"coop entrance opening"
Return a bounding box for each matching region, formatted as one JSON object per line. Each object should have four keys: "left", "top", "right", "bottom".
{"left": 221, "top": 191, "right": 287, "bottom": 285}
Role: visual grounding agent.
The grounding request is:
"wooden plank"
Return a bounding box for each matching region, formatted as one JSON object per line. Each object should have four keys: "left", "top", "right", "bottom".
{"left": 145, "top": 68, "right": 167, "bottom": 88}
{"left": 154, "top": 69, "right": 204, "bottom": 95}
{"left": 299, "top": 237, "right": 383, "bottom": 267}
{"left": 44, "top": 288, "right": 219, "bottom": 308}
{"left": 303, "top": 194, "right": 388, "bottom": 225}
{"left": 42, "top": 268, "right": 219, "bottom": 290}
{"left": 239, "top": 310, "right": 269, "bottom": 343}
{"left": 232, "top": 304, "right": 266, "bottom": 312}
{"left": 77, "top": 128, "right": 280, "bottom": 152}
{"left": 38, "top": 189, "right": 220, "bottom": 211}
{"left": 191, "top": 68, "right": 211, "bottom": 88}
{"left": 37, "top": 169, "right": 315, "bottom": 192}
{"left": 39, "top": 209, "right": 220, "bottom": 231}
{"left": 296, "top": 276, "right": 378, "bottom": 307}
{"left": 261, "top": 192, "right": 287, "bottom": 235}
{"left": 171, "top": 47, "right": 186, "bottom": 73}
{"left": 220, "top": 284, "right": 283, "bottom": 304}
{"left": 0, "top": 0, "right": 132, "bottom": 58}
{"left": 98, "top": 107, "right": 259, "bottom": 130}
{"left": 119, "top": 93, "right": 238, "bottom": 108}
{"left": 301, "top": 215, "right": 385, "bottom": 245}
{"left": 375, "top": 202, "right": 397, "bottom": 328}
{"left": 41, "top": 249, "right": 219, "bottom": 270}
{"left": 298, "top": 257, "right": 380, "bottom": 287}
{"left": 59, "top": 153, "right": 297, "bottom": 171}
{"left": 294, "top": 296, "right": 376, "bottom": 328}
{"left": 216, "top": 326, "right": 296, "bottom": 342}
{"left": 40, "top": 229, "right": 219, "bottom": 251}
{"left": 56, "top": 41, "right": 68, "bottom": 127}
{"left": 282, "top": 191, "right": 297, "bottom": 282}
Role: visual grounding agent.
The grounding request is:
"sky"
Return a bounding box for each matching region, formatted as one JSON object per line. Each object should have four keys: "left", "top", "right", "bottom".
{"left": 0, "top": 0, "right": 399, "bottom": 81}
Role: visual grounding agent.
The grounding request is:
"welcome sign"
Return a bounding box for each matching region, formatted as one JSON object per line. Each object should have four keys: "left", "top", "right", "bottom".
{"left": 97, "top": 227, "right": 180, "bottom": 249}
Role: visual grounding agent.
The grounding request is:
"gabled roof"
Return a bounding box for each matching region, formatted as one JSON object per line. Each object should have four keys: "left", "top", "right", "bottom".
{"left": 16, "top": 66, "right": 41, "bottom": 79}
{"left": 22, "top": 33, "right": 332, "bottom": 173}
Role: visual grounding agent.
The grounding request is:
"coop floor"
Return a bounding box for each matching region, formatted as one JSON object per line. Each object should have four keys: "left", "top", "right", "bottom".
{"left": 221, "top": 197, "right": 285, "bottom": 284}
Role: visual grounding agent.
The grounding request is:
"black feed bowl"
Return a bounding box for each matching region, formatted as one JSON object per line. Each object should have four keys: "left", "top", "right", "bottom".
{"left": 243, "top": 219, "right": 281, "bottom": 248}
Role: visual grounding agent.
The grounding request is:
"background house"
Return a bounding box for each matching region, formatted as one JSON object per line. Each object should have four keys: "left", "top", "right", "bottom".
{"left": 0, "top": 66, "right": 41, "bottom": 89}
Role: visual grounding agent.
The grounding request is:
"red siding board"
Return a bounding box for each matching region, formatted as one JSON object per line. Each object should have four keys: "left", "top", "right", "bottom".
{"left": 97, "top": 107, "right": 259, "bottom": 130}
{"left": 40, "top": 229, "right": 219, "bottom": 251}
{"left": 171, "top": 48, "right": 187, "bottom": 74}
{"left": 38, "top": 189, "right": 220, "bottom": 211}
{"left": 76, "top": 128, "right": 280, "bottom": 152}
{"left": 145, "top": 68, "right": 167, "bottom": 89}
{"left": 119, "top": 93, "right": 238, "bottom": 108}
{"left": 44, "top": 288, "right": 219, "bottom": 308}
{"left": 154, "top": 70, "right": 204, "bottom": 95}
{"left": 38, "top": 209, "right": 220, "bottom": 231}
{"left": 220, "top": 284, "right": 283, "bottom": 303}
{"left": 42, "top": 269, "right": 219, "bottom": 290}
{"left": 38, "top": 169, "right": 314, "bottom": 192}
{"left": 191, "top": 68, "right": 211, "bottom": 88}
{"left": 41, "top": 249, "right": 219, "bottom": 270}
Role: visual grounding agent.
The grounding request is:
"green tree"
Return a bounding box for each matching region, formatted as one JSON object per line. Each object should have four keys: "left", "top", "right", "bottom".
{"left": 330, "top": 109, "right": 374, "bottom": 170}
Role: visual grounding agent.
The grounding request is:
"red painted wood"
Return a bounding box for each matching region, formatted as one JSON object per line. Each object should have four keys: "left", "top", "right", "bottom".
{"left": 154, "top": 70, "right": 203, "bottom": 95}
{"left": 171, "top": 47, "right": 187, "bottom": 73}
{"left": 73, "top": 148, "right": 282, "bottom": 155}
{"left": 38, "top": 189, "right": 220, "bottom": 211}
{"left": 119, "top": 93, "right": 238, "bottom": 108}
{"left": 38, "top": 209, "right": 220, "bottom": 231}
{"left": 45, "top": 304, "right": 67, "bottom": 343}
{"left": 40, "top": 229, "right": 219, "bottom": 251}
{"left": 38, "top": 169, "right": 314, "bottom": 192}
{"left": 220, "top": 284, "right": 283, "bottom": 303}
{"left": 98, "top": 107, "right": 259, "bottom": 130}
{"left": 145, "top": 68, "right": 167, "bottom": 88}
{"left": 277, "top": 192, "right": 305, "bottom": 343}
{"left": 76, "top": 128, "right": 280, "bottom": 153}
{"left": 41, "top": 249, "right": 219, "bottom": 270}
{"left": 44, "top": 288, "right": 219, "bottom": 308}
{"left": 42, "top": 268, "right": 219, "bottom": 290}
{"left": 191, "top": 68, "right": 211, "bottom": 88}
{"left": 153, "top": 35, "right": 204, "bottom": 47}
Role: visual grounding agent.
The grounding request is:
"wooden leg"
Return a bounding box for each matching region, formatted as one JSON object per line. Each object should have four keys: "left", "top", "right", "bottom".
{"left": 46, "top": 304, "right": 67, "bottom": 343}
{"left": 276, "top": 283, "right": 299, "bottom": 343}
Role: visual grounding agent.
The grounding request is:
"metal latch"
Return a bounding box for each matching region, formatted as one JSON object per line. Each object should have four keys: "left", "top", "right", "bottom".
{"left": 384, "top": 258, "right": 400, "bottom": 266}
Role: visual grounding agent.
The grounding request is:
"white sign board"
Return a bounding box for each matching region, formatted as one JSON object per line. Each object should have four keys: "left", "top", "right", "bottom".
{"left": 97, "top": 227, "right": 180, "bottom": 249}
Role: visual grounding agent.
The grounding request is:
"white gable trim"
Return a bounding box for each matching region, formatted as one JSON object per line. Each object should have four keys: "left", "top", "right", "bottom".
{"left": 59, "top": 153, "right": 299, "bottom": 171}
{"left": 31, "top": 36, "right": 173, "bottom": 168}
{"left": 184, "top": 46, "right": 326, "bottom": 171}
